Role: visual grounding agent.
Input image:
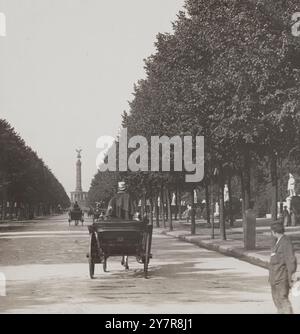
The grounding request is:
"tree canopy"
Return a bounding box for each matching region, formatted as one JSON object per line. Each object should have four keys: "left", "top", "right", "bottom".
{"left": 0, "top": 119, "right": 70, "bottom": 219}
{"left": 89, "top": 0, "right": 300, "bottom": 236}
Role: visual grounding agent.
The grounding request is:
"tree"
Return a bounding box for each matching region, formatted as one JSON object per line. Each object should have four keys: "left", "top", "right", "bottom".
{"left": 0, "top": 119, "right": 70, "bottom": 220}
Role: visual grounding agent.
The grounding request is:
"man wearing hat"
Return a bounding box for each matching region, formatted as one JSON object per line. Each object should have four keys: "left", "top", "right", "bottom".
{"left": 269, "top": 220, "right": 297, "bottom": 314}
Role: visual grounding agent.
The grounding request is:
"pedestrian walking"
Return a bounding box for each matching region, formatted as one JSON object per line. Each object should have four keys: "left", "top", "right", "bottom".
{"left": 186, "top": 205, "right": 192, "bottom": 223}
{"left": 282, "top": 206, "right": 291, "bottom": 227}
{"left": 269, "top": 220, "right": 297, "bottom": 314}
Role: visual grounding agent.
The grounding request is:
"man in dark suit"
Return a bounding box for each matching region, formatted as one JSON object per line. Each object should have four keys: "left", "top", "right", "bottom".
{"left": 269, "top": 221, "right": 297, "bottom": 314}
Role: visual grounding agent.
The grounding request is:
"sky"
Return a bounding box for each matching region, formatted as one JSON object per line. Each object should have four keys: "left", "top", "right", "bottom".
{"left": 0, "top": 0, "right": 185, "bottom": 195}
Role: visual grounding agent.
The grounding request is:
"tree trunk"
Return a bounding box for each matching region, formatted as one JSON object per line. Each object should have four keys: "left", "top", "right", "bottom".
{"left": 3, "top": 199, "right": 7, "bottom": 221}
{"left": 10, "top": 201, "right": 14, "bottom": 220}
{"left": 166, "top": 188, "right": 173, "bottom": 231}
{"left": 175, "top": 190, "right": 178, "bottom": 221}
{"left": 244, "top": 150, "right": 251, "bottom": 211}
{"left": 191, "top": 189, "right": 196, "bottom": 235}
{"left": 219, "top": 172, "right": 226, "bottom": 241}
{"left": 149, "top": 197, "right": 154, "bottom": 226}
{"left": 205, "top": 179, "right": 211, "bottom": 226}
{"left": 1, "top": 176, "right": 7, "bottom": 220}
{"left": 242, "top": 150, "right": 257, "bottom": 249}
{"left": 270, "top": 153, "right": 278, "bottom": 221}
{"left": 228, "top": 174, "right": 234, "bottom": 227}
{"left": 241, "top": 149, "right": 251, "bottom": 233}
{"left": 155, "top": 194, "right": 160, "bottom": 228}
{"left": 178, "top": 188, "right": 182, "bottom": 220}
{"left": 160, "top": 187, "right": 166, "bottom": 228}
{"left": 141, "top": 194, "right": 146, "bottom": 218}
{"left": 210, "top": 177, "right": 215, "bottom": 239}
{"left": 240, "top": 169, "right": 246, "bottom": 221}
{"left": 165, "top": 190, "right": 168, "bottom": 221}
{"left": 35, "top": 205, "right": 39, "bottom": 219}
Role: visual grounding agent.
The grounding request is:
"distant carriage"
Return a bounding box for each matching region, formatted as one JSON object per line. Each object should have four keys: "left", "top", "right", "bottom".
{"left": 68, "top": 208, "right": 84, "bottom": 226}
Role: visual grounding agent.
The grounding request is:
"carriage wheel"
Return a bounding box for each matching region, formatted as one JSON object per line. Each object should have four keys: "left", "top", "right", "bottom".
{"left": 103, "top": 257, "right": 108, "bottom": 273}
{"left": 89, "top": 234, "right": 96, "bottom": 279}
{"left": 144, "top": 233, "right": 151, "bottom": 278}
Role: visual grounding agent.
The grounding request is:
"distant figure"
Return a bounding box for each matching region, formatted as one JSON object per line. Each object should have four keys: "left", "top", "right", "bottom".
{"left": 88, "top": 208, "right": 94, "bottom": 218}
{"left": 73, "top": 201, "right": 80, "bottom": 210}
{"left": 282, "top": 206, "right": 291, "bottom": 227}
{"left": 142, "top": 213, "right": 149, "bottom": 224}
{"left": 57, "top": 205, "right": 62, "bottom": 214}
{"left": 288, "top": 173, "right": 296, "bottom": 197}
{"left": 133, "top": 212, "right": 142, "bottom": 221}
{"left": 106, "top": 205, "right": 113, "bottom": 218}
{"left": 186, "top": 205, "right": 192, "bottom": 223}
{"left": 214, "top": 202, "right": 220, "bottom": 217}
{"left": 269, "top": 220, "right": 297, "bottom": 314}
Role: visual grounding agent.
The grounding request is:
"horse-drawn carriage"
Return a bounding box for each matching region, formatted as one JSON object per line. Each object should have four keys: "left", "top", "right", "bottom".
{"left": 87, "top": 192, "right": 153, "bottom": 278}
{"left": 68, "top": 208, "right": 84, "bottom": 226}
{"left": 88, "top": 220, "right": 153, "bottom": 278}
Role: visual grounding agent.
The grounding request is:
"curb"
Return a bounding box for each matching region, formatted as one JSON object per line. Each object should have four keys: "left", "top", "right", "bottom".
{"left": 162, "top": 230, "right": 270, "bottom": 270}
{"left": 0, "top": 215, "right": 63, "bottom": 226}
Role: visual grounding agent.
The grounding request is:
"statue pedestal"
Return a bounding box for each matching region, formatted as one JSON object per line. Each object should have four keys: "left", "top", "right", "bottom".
{"left": 291, "top": 213, "right": 297, "bottom": 227}
{"left": 286, "top": 196, "right": 292, "bottom": 212}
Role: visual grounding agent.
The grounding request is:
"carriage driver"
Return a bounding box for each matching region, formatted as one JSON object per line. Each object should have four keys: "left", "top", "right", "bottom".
{"left": 73, "top": 201, "right": 80, "bottom": 210}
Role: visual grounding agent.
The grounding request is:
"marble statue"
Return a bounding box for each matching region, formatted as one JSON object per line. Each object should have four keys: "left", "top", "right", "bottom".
{"left": 224, "top": 184, "right": 229, "bottom": 202}
{"left": 288, "top": 173, "right": 296, "bottom": 197}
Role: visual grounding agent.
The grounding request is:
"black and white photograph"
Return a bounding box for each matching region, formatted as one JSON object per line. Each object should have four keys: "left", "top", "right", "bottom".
{"left": 1, "top": 0, "right": 300, "bottom": 317}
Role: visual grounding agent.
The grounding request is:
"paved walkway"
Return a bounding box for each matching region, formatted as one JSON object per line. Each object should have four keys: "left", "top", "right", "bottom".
{"left": 161, "top": 220, "right": 300, "bottom": 273}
